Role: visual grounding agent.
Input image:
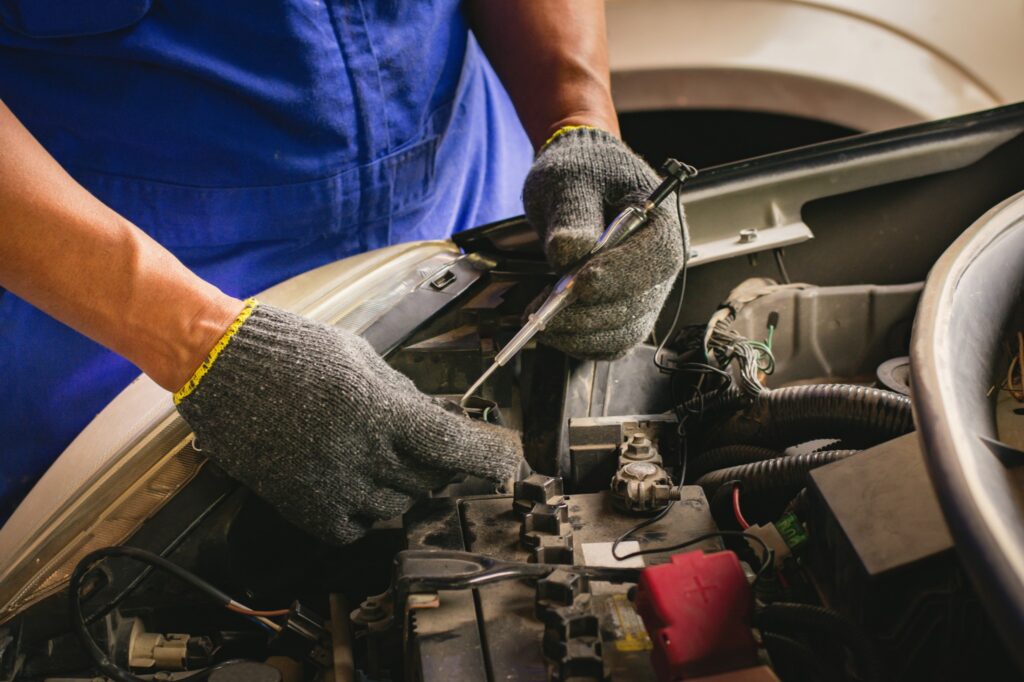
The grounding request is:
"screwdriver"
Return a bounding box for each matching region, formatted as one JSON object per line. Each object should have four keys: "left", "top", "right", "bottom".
{"left": 460, "top": 158, "right": 697, "bottom": 407}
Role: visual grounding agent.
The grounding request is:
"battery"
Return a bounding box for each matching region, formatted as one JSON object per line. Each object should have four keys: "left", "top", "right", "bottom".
{"left": 402, "top": 485, "right": 720, "bottom": 681}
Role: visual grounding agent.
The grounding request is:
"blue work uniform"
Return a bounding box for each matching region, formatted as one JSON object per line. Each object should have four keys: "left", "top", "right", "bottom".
{"left": 0, "top": 0, "right": 533, "bottom": 524}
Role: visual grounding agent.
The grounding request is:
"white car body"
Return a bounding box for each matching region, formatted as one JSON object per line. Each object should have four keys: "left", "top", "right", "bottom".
{"left": 607, "top": 0, "right": 1024, "bottom": 131}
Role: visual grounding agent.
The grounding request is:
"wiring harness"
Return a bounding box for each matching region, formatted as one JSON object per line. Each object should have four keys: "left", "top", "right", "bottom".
{"left": 69, "top": 546, "right": 291, "bottom": 682}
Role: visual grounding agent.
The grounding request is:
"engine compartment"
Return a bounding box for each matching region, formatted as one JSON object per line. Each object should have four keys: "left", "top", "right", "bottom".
{"left": 380, "top": 275, "right": 1009, "bottom": 682}
{"left": 4, "top": 105, "right": 1024, "bottom": 682}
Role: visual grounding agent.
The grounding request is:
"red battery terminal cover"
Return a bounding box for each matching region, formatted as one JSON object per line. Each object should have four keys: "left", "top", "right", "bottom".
{"left": 634, "top": 550, "right": 759, "bottom": 680}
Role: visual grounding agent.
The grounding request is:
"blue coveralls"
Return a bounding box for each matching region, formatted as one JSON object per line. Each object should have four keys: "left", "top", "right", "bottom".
{"left": 0, "top": 0, "right": 533, "bottom": 524}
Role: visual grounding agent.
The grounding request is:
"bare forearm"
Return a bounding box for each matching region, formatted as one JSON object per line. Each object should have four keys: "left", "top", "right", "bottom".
{"left": 0, "top": 100, "right": 241, "bottom": 390}
{"left": 468, "top": 0, "right": 619, "bottom": 149}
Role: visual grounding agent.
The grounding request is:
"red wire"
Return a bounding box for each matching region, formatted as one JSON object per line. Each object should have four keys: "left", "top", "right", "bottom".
{"left": 732, "top": 484, "right": 786, "bottom": 581}
{"left": 732, "top": 484, "right": 751, "bottom": 530}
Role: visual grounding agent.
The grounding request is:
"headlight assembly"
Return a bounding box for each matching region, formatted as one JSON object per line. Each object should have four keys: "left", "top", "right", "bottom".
{"left": 0, "top": 240, "right": 461, "bottom": 623}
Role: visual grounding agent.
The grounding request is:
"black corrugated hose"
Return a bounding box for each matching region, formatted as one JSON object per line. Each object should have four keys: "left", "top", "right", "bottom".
{"left": 679, "top": 384, "right": 748, "bottom": 418}
{"left": 688, "top": 445, "right": 784, "bottom": 480}
{"left": 761, "top": 631, "right": 837, "bottom": 682}
{"left": 695, "top": 450, "right": 860, "bottom": 498}
{"left": 755, "top": 602, "right": 884, "bottom": 682}
{"left": 681, "top": 384, "right": 913, "bottom": 449}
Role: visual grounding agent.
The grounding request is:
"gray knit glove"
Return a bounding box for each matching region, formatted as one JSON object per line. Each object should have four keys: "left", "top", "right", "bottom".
{"left": 523, "top": 127, "right": 687, "bottom": 359}
{"left": 175, "top": 301, "right": 524, "bottom": 545}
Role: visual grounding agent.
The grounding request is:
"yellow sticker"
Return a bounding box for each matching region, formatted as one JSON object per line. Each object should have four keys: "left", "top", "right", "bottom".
{"left": 609, "top": 593, "right": 653, "bottom": 652}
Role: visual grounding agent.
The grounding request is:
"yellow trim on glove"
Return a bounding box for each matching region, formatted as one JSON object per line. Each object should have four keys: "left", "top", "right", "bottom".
{"left": 173, "top": 297, "right": 259, "bottom": 405}
{"left": 539, "top": 124, "right": 599, "bottom": 153}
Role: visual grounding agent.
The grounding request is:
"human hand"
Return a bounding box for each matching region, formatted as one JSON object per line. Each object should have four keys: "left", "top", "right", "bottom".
{"left": 523, "top": 126, "right": 687, "bottom": 359}
{"left": 175, "top": 301, "right": 524, "bottom": 544}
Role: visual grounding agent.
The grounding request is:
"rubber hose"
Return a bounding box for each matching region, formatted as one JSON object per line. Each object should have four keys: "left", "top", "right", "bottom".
{"left": 695, "top": 450, "right": 860, "bottom": 498}
{"left": 755, "top": 603, "right": 883, "bottom": 682}
{"left": 688, "top": 445, "right": 783, "bottom": 481}
{"left": 785, "top": 488, "right": 810, "bottom": 516}
{"left": 810, "top": 439, "right": 849, "bottom": 452}
{"left": 761, "top": 632, "right": 836, "bottom": 682}
{"left": 691, "top": 384, "right": 913, "bottom": 449}
{"left": 679, "top": 385, "right": 747, "bottom": 418}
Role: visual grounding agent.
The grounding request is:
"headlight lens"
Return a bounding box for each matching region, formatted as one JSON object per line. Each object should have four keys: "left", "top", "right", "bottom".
{"left": 0, "top": 241, "right": 461, "bottom": 623}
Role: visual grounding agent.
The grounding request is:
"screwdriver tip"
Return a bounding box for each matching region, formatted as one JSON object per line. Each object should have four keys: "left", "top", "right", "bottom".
{"left": 460, "top": 362, "right": 500, "bottom": 407}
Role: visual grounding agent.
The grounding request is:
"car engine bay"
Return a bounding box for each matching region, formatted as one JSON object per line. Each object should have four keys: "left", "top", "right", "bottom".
{"left": 4, "top": 105, "right": 1024, "bottom": 682}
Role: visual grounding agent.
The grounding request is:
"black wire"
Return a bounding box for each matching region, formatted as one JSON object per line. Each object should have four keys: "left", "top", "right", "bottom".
{"left": 756, "top": 603, "right": 883, "bottom": 682}
{"left": 611, "top": 503, "right": 676, "bottom": 559}
{"left": 674, "top": 362, "right": 734, "bottom": 383}
{"left": 178, "top": 660, "right": 254, "bottom": 682}
{"left": 617, "top": 175, "right": 771, "bottom": 593}
{"left": 653, "top": 186, "right": 691, "bottom": 372}
{"left": 69, "top": 546, "right": 247, "bottom": 682}
{"left": 619, "top": 181, "right": 778, "bottom": 583}
{"left": 677, "top": 430, "right": 689, "bottom": 486}
{"left": 74, "top": 546, "right": 234, "bottom": 607}
{"left": 608, "top": 418, "right": 691, "bottom": 562}
{"left": 761, "top": 632, "right": 834, "bottom": 682}
{"left": 653, "top": 183, "right": 742, "bottom": 411}
{"left": 611, "top": 528, "right": 774, "bottom": 583}
{"left": 84, "top": 490, "right": 230, "bottom": 626}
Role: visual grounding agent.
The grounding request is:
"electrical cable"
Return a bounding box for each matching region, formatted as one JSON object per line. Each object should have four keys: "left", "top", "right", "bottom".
{"left": 761, "top": 632, "right": 834, "bottom": 682}
{"left": 1003, "top": 331, "right": 1024, "bottom": 401}
{"left": 696, "top": 450, "right": 860, "bottom": 499}
{"left": 677, "top": 427, "right": 689, "bottom": 486}
{"left": 610, "top": 403, "right": 693, "bottom": 564}
{"left": 653, "top": 187, "right": 691, "bottom": 373}
{"left": 683, "top": 383, "right": 913, "bottom": 450}
{"left": 649, "top": 187, "right": 753, "bottom": 412}
{"left": 83, "top": 490, "right": 232, "bottom": 626}
{"left": 70, "top": 546, "right": 286, "bottom": 682}
{"left": 705, "top": 314, "right": 774, "bottom": 397}
{"left": 622, "top": 176, "right": 775, "bottom": 583}
{"left": 611, "top": 503, "right": 676, "bottom": 559}
{"left": 611, "top": 528, "right": 774, "bottom": 584}
{"left": 225, "top": 604, "right": 291, "bottom": 618}
{"left": 732, "top": 483, "right": 751, "bottom": 530}
{"left": 755, "top": 603, "right": 883, "bottom": 682}
{"left": 157, "top": 659, "right": 256, "bottom": 682}
{"left": 74, "top": 546, "right": 233, "bottom": 604}
{"left": 688, "top": 445, "right": 783, "bottom": 480}
{"left": 254, "top": 616, "right": 283, "bottom": 633}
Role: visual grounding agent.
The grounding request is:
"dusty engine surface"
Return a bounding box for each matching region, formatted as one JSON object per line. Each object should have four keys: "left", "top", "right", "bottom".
{"left": 8, "top": 279, "right": 1018, "bottom": 682}
{"left": 371, "top": 278, "right": 1018, "bottom": 682}
{"left": 399, "top": 483, "right": 719, "bottom": 682}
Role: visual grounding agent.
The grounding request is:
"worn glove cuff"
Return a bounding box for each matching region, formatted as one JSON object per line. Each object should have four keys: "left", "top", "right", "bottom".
{"left": 173, "top": 297, "right": 259, "bottom": 405}
{"left": 539, "top": 124, "right": 601, "bottom": 154}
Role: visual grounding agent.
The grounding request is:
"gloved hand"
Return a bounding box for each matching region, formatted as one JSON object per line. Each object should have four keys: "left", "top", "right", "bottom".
{"left": 174, "top": 300, "right": 524, "bottom": 545}
{"left": 523, "top": 126, "right": 688, "bottom": 359}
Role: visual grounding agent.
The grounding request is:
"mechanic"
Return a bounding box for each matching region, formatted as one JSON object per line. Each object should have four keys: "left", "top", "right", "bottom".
{"left": 0, "top": 2, "right": 685, "bottom": 543}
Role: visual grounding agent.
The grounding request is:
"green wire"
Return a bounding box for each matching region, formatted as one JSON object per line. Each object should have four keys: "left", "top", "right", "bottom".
{"left": 749, "top": 337, "right": 776, "bottom": 375}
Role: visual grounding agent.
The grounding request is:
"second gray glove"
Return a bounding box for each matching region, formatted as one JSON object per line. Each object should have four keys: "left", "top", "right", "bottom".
{"left": 523, "top": 126, "right": 688, "bottom": 360}
{"left": 175, "top": 301, "right": 524, "bottom": 545}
